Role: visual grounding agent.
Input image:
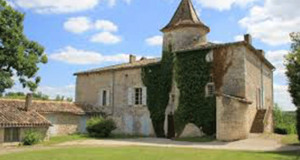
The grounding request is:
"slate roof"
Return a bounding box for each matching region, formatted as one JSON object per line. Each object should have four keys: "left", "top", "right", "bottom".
{"left": 0, "top": 100, "right": 51, "bottom": 128}
{"left": 161, "top": 0, "right": 210, "bottom": 32}
{"left": 74, "top": 58, "right": 160, "bottom": 75}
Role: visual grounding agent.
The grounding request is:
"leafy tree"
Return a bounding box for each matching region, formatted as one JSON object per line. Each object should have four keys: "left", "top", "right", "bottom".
{"left": 0, "top": 0, "right": 47, "bottom": 93}
{"left": 285, "top": 32, "right": 300, "bottom": 140}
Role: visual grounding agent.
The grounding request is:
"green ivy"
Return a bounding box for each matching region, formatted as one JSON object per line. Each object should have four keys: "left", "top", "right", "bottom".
{"left": 174, "top": 49, "right": 216, "bottom": 136}
{"left": 142, "top": 51, "right": 174, "bottom": 137}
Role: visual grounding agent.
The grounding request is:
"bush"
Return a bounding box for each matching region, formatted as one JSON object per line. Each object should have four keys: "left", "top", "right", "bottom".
{"left": 23, "top": 130, "right": 41, "bottom": 146}
{"left": 86, "top": 117, "right": 116, "bottom": 138}
{"left": 273, "top": 104, "right": 297, "bottom": 135}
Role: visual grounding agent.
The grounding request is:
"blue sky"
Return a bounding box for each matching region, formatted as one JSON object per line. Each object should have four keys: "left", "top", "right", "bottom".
{"left": 5, "top": 0, "right": 299, "bottom": 111}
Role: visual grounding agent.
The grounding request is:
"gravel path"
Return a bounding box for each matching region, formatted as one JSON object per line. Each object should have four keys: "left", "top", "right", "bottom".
{"left": 57, "top": 137, "right": 300, "bottom": 152}
{"left": 1, "top": 137, "right": 299, "bottom": 155}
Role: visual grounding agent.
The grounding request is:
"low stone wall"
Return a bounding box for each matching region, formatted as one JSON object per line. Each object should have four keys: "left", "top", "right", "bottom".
{"left": 216, "top": 96, "right": 250, "bottom": 141}
{"left": 0, "top": 129, "right": 3, "bottom": 144}
{"left": 43, "top": 113, "right": 83, "bottom": 136}
{"left": 20, "top": 127, "right": 49, "bottom": 141}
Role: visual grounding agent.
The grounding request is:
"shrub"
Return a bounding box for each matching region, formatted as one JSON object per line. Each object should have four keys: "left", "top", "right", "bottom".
{"left": 86, "top": 117, "right": 116, "bottom": 138}
{"left": 23, "top": 130, "right": 42, "bottom": 146}
{"left": 273, "top": 104, "right": 297, "bottom": 135}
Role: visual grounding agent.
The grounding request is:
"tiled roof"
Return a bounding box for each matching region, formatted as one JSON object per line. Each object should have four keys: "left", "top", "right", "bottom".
{"left": 0, "top": 100, "right": 51, "bottom": 128}
{"left": 74, "top": 58, "right": 160, "bottom": 75}
{"left": 0, "top": 99, "right": 86, "bottom": 115}
{"left": 161, "top": 0, "right": 209, "bottom": 32}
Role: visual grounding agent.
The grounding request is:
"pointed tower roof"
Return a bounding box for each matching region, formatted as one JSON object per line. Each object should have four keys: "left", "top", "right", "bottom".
{"left": 161, "top": 0, "right": 210, "bottom": 33}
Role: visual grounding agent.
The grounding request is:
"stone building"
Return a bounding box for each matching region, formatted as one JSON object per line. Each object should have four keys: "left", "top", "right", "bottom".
{"left": 0, "top": 94, "right": 102, "bottom": 145}
{"left": 74, "top": 0, "right": 275, "bottom": 141}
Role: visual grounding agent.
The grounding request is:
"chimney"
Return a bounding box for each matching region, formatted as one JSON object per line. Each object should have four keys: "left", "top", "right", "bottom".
{"left": 258, "top": 49, "right": 265, "bottom": 57}
{"left": 129, "top": 55, "right": 136, "bottom": 63}
{"left": 25, "top": 93, "right": 32, "bottom": 111}
{"left": 244, "top": 34, "right": 252, "bottom": 45}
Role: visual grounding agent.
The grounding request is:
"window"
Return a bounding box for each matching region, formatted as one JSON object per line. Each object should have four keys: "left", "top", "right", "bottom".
{"left": 206, "top": 84, "right": 215, "bottom": 97}
{"left": 102, "top": 90, "right": 107, "bottom": 106}
{"left": 206, "top": 75, "right": 215, "bottom": 97}
{"left": 134, "top": 88, "right": 143, "bottom": 105}
{"left": 4, "top": 128, "right": 20, "bottom": 142}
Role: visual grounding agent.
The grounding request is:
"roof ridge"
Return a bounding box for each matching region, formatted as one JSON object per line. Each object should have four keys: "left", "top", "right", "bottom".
{"left": 0, "top": 98, "right": 73, "bottom": 104}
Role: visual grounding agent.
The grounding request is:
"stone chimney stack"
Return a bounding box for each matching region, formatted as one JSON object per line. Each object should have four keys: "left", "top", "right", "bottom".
{"left": 25, "top": 93, "right": 32, "bottom": 112}
{"left": 244, "top": 34, "right": 252, "bottom": 45}
{"left": 129, "top": 55, "right": 136, "bottom": 63}
{"left": 258, "top": 49, "right": 265, "bottom": 57}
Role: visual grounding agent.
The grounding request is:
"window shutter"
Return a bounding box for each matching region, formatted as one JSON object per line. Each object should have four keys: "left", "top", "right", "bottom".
{"left": 128, "top": 88, "right": 133, "bottom": 105}
{"left": 142, "top": 87, "right": 147, "bottom": 105}
{"left": 99, "top": 89, "right": 103, "bottom": 106}
{"left": 106, "top": 89, "right": 110, "bottom": 106}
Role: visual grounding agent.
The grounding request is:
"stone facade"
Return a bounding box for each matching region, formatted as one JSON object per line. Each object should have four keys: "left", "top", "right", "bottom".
{"left": 42, "top": 113, "right": 84, "bottom": 136}
{"left": 76, "top": 68, "right": 155, "bottom": 136}
{"left": 74, "top": 0, "right": 274, "bottom": 140}
{"left": 0, "top": 129, "right": 3, "bottom": 144}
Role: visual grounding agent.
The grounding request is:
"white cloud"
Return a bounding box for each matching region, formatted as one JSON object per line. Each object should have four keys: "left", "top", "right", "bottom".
{"left": 64, "top": 17, "right": 92, "bottom": 34}
{"left": 194, "top": 0, "right": 258, "bottom": 11}
{"left": 49, "top": 46, "right": 129, "bottom": 65}
{"left": 64, "top": 18, "right": 118, "bottom": 34}
{"left": 266, "top": 50, "right": 288, "bottom": 76}
{"left": 239, "top": 0, "right": 300, "bottom": 46}
{"left": 234, "top": 35, "right": 244, "bottom": 41}
{"left": 90, "top": 32, "right": 121, "bottom": 44}
{"left": 12, "top": 0, "right": 133, "bottom": 14}
{"left": 146, "top": 35, "right": 163, "bottom": 46}
{"left": 95, "top": 20, "right": 118, "bottom": 32}
{"left": 274, "top": 84, "right": 295, "bottom": 111}
{"left": 13, "top": 0, "right": 100, "bottom": 14}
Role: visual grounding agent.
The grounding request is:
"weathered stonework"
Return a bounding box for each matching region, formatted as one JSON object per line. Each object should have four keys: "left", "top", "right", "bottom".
{"left": 0, "top": 129, "right": 4, "bottom": 144}
{"left": 216, "top": 96, "right": 249, "bottom": 141}
{"left": 42, "top": 113, "right": 83, "bottom": 136}
{"left": 76, "top": 68, "right": 155, "bottom": 136}
{"left": 180, "top": 123, "right": 204, "bottom": 138}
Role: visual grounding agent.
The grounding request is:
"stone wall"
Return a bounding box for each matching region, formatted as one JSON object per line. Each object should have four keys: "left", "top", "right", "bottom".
{"left": 245, "top": 48, "right": 274, "bottom": 133}
{"left": 43, "top": 113, "right": 83, "bottom": 136}
{"left": 216, "top": 96, "right": 250, "bottom": 141}
{"left": 20, "top": 127, "right": 49, "bottom": 141}
{"left": 0, "top": 129, "right": 3, "bottom": 144}
{"left": 76, "top": 68, "right": 155, "bottom": 136}
{"left": 219, "top": 45, "right": 247, "bottom": 98}
{"left": 163, "top": 27, "right": 208, "bottom": 52}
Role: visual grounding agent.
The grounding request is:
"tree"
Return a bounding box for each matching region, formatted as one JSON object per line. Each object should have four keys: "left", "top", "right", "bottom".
{"left": 285, "top": 32, "right": 300, "bottom": 140}
{"left": 0, "top": 0, "right": 47, "bottom": 93}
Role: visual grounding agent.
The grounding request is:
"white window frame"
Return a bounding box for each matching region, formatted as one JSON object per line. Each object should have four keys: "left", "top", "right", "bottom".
{"left": 128, "top": 87, "right": 147, "bottom": 106}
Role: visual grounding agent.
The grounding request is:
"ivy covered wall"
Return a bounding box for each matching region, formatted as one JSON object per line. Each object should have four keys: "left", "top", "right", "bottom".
{"left": 174, "top": 49, "right": 216, "bottom": 136}
{"left": 141, "top": 51, "right": 173, "bottom": 137}
{"left": 142, "top": 49, "right": 217, "bottom": 137}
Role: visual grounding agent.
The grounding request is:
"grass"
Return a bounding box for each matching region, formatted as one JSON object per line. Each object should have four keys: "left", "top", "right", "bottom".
{"left": 41, "top": 134, "right": 144, "bottom": 146}
{"left": 281, "top": 134, "right": 300, "bottom": 145}
{"left": 42, "top": 134, "right": 90, "bottom": 145}
{"left": 175, "top": 136, "right": 215, "bottom": 143}
{"left": 0, "top": 147, "right": 300, "bottom": 160}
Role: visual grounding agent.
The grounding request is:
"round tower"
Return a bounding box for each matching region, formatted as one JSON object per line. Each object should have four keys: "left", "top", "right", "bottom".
{"left": 161, "top": 0, "right": 210, "bottom": 52}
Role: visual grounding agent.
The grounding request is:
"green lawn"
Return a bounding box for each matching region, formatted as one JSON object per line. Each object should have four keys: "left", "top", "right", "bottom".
{"left": 42, "top": 134, "right": 90, "bottom": 145}
{"left": 0, "top": 147, "right": 299, "bottom": 160}
{"left": 281, "top": 134, "right": 300, "bottom": 145}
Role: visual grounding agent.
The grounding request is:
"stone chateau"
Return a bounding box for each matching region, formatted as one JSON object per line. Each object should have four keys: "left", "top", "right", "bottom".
{"left": 0, "top": 0, "right": 275, "bottom": 145}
